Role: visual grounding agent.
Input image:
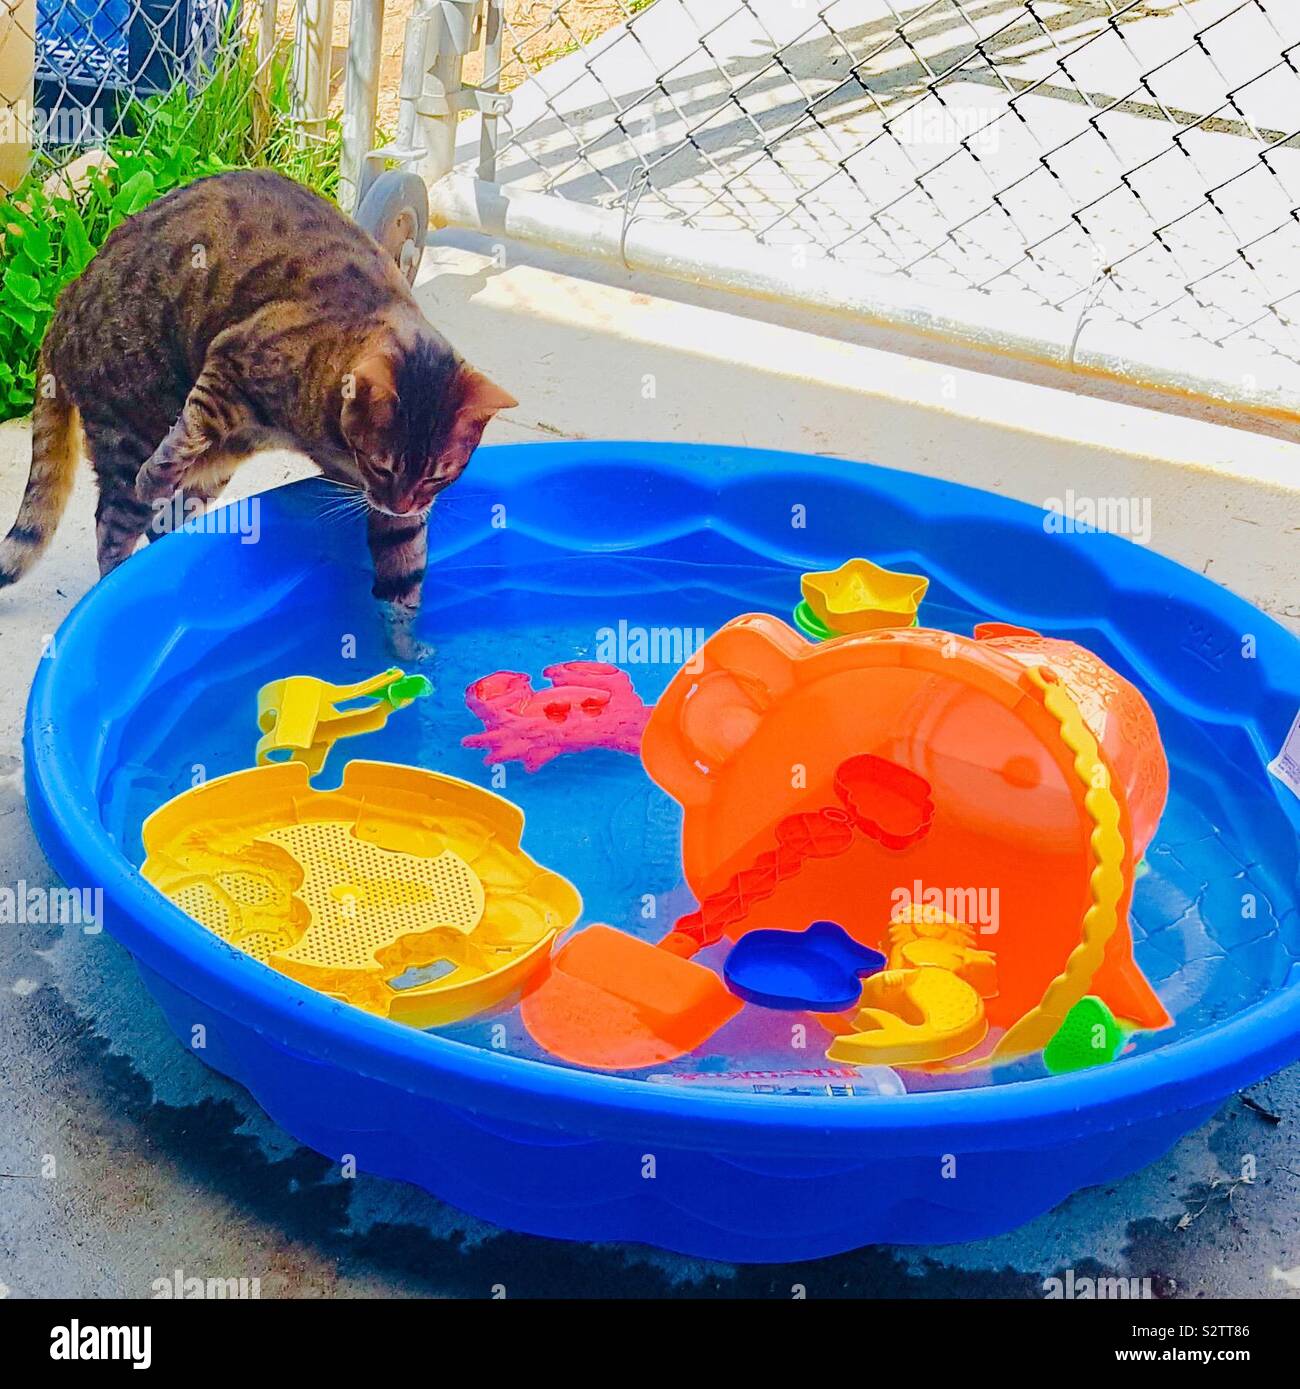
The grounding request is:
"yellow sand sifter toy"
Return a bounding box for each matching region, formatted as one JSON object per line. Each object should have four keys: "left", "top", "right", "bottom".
{"left": 141, "top": 668, "right": 580, "bottom": 1028}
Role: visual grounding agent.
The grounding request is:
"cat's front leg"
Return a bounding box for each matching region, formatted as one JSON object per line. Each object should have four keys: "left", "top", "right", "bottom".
{"left": 135, "top": 352, "right": 255, "bottom": 504}
{"left": 367, "top": 508, "right": 431, "bottom": 663}
{"left": 134, "top": 409, "right": 213, "bottom": 504}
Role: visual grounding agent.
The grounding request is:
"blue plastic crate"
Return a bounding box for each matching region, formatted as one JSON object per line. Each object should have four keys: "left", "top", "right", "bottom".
{"left": 34, "top": 0, "right": 228, "bottom": 146}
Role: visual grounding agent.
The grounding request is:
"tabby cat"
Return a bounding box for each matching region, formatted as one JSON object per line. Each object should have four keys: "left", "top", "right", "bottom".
{"left": 0, "top": 169, "right": 514, "bottom": 644}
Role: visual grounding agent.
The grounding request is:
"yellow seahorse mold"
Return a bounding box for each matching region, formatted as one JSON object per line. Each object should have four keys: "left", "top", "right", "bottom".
{"left": 825, "top": 966, "right": 988, "bottom": 1067}
{"left": 886, "top": 904, "right": 999, "bottom": 995}
{"left": 821, "top": 906, "right": 998, "bottom": 1067}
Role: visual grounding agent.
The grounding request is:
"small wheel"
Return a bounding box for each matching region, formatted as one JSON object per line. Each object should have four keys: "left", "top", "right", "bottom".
{"left": 354, "top": 170, "right": 429, "bottom": 287}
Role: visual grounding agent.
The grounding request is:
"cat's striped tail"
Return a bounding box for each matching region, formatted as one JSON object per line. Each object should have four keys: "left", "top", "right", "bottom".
{"left": 0, "top": 354, "right": 80, "bottom": 588}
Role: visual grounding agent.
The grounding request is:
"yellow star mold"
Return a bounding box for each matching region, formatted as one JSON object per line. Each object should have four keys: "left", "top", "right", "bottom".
{"left": 800, "top": 558, "right": 929, "bottom": 634}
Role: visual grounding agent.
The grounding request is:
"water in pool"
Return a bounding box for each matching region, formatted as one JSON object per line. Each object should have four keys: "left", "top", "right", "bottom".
{"left": 99, "top": 544, "right": 1299, "bottom": 1095}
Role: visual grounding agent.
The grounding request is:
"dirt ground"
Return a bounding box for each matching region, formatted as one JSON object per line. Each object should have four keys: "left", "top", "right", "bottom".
{"left": 276, "top": 0, "right": 641, "bottom": 136}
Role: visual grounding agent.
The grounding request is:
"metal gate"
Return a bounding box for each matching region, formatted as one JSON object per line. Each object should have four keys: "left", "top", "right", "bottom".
{"left": 344, "top": 1, "right": 1300, "bottom": 426}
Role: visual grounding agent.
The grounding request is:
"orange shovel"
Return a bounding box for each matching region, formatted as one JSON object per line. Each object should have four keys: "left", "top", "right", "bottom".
{"left": 520, "top": 925, "right": 741, "bottom": 1070}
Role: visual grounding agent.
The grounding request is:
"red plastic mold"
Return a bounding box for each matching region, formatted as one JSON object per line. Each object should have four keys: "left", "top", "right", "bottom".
{"left": 834, "top": 754, "right": 935, "bottom": 850}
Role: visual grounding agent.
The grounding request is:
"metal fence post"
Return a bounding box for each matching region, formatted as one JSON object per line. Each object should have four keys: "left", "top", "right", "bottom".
{"left": 292, "top": 0, "right": 337, "bottom": 147}
{"left": 341, "top": 0, "right": 384, "bottom": 211}
{"left": 411, "top": 0, "right": 476, "bottom": 183}
{"left": 365, "top": 0, "right": 508, "bottom": 200}
{"left": 477, "top": 0, "right": 502, "bottom": 182}
{"left": 252, "top": 0, "right": 281, "bottom": 149}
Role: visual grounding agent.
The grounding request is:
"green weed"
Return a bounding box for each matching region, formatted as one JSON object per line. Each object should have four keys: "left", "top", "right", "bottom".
{"left": 0, "top": 29, "right": 344, "bottom": 421}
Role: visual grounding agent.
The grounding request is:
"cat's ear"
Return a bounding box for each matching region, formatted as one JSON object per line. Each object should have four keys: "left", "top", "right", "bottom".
{"left": 457, "top": 367, "right": 518, "bottom": 420}
{"left": 433, "top": 367, "right": 518, "bottom": 480}
{"left": 341, "top": 354, "right": 399, "bottom": 456}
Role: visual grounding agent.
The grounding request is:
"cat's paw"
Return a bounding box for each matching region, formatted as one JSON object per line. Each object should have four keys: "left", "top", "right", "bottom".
{"left": 389, "top": 628, "right": 436, "bottom": 665}
{"left": 393, "top": 632, "right": 435, "bottom": 665}
{"left": 135, "top": 462, "right": 179, "bottom": 504}
{"left": 381, "top": 602, "right": 435, "bottom": 666}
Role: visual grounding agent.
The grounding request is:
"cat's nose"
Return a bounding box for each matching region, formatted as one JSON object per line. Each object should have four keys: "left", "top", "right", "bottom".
{"left": 402, "top": 480, "right": 449, "bottom": 512}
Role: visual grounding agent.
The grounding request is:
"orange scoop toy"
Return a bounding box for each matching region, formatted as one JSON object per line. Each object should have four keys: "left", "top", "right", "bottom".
{"left": 521, "top": 925, "right": 742, "bottom": 1069}
{"left": 637, "top": 613, "right": 1171, "bottom": 1069}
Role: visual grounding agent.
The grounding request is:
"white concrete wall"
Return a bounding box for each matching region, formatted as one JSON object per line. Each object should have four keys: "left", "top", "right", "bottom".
{"left": 416, "top": 237, "right": 1300, "bottom": 629}
{"left": 2, "top": 234, "right": 1295, "bottom": 644}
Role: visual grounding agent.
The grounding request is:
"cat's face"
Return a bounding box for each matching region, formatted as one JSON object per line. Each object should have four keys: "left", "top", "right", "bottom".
{"left": 340, "top": 338, "right": 516, "bottom": 516}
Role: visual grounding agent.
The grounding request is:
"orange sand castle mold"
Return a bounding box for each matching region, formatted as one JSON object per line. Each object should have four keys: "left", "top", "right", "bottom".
{"left": 640, "top": 613, "right": 1171, "bottom": 1067}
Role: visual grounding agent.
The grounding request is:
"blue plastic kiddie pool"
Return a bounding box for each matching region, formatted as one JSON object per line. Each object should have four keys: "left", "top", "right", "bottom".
{"left": 24, "top": 442, "right": 1300, "bottom": 1261}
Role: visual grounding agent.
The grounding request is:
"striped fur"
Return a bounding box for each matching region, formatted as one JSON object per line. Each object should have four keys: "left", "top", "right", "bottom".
{"left": 0, "top": 169, "right": 514, "bottom": 606}
{"left": 0, "top": 351, "right": 80, "bottom": 587}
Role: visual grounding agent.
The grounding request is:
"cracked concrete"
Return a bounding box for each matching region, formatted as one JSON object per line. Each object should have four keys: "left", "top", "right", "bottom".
{"left": 1, "top": 238, "right": 1298, "bottom": 1297}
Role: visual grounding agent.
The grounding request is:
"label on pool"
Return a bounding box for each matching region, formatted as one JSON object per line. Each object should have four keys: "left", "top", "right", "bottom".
{"left": 1268, "top": 708, "right": 1300, "bottom": 801}
{"left": 645, "top": 1066, "right": 905, "bottom": 1097}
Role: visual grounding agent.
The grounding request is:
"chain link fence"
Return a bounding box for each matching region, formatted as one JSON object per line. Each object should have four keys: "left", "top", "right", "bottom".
{"left": 1, "top": 0, "right": 237, "bottom": 195}
{"left": 449, "top": 0, "right": 1300, "bottom": 391}
{"left": 0, "top": 0, "right": 295, "bottom": 192}
{"left": 8, "top": 1, "right": 1299, "bottom": 400}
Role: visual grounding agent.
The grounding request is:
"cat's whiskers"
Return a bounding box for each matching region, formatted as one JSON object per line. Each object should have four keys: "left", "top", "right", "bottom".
{"left": 426, "top": 493, "right": 481, "bottom": 535}
{"left": 312, "top": 479, "right": 372, "bottom": 525}
{"left": 311, "top": 492, "right": 351, "bottom": 521}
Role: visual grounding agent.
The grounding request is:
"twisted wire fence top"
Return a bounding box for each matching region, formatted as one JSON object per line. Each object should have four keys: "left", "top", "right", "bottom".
{"left": 481, "top": 0, "right": 1300, "bottom": 372}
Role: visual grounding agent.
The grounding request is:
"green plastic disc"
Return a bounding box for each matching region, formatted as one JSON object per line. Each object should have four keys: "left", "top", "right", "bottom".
{"left": 793, "top": 600, "right": 837, "bottom": 641}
